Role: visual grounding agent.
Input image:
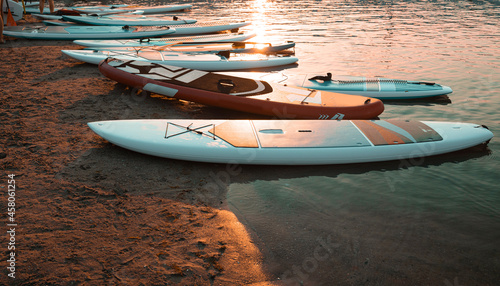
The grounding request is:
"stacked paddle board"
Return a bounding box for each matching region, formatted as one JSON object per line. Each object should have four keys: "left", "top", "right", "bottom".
{"left": 87, "top": 41, "right": 295, "bottom": 55}
{"left": 46, "top": 21, "right": 250, "bottom": 35}
{"left": 60, "top": 14, "right": 197, "bottom": 26}
{"left": 88, "top": 119, "right": 493, "bottom": 165}
{"left": 3, "top": 25, "right": 176, "bottom": 40}
{"left": 70, "top": 4, "right": 192, "bottom": 15}
{"left": 63, "top": 51, "right": 298, "bottom": 71}
{"left": 25, "top": 3, "right": 192, "bottom": 15}
{"left": 73, "top": 32, "right": 257, "bottom": 48}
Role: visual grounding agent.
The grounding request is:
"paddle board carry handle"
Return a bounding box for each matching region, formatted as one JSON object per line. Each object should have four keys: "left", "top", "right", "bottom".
{"left": 217, "top": 79, "right": 236, "bottom": 94}
{"left": 416, "top": 81, "right": 436, "bottom": 86}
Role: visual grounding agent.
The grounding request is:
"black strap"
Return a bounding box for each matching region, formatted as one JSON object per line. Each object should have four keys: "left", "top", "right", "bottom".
{"left": 217, "top": 79, "right": 236, "bottom": 94}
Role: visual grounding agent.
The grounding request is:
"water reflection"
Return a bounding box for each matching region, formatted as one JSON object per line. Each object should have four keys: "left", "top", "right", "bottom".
{"left": 247, "top": 0, "right": 273, "bottom": 42}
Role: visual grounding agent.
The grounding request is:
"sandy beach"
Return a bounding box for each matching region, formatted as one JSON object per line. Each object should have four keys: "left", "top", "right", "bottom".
{"left": 0, "top": 16, "right": 275, "bottom": 285}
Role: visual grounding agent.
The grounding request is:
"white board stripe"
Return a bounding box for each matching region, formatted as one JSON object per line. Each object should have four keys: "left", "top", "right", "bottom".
{"left": 150, "top": 67, "right": 189, "bottom": 78}
{"left": 230, "top": 80, "right": 266, "bottom": 96}
{"left": 175, "top": 70, "right": 209, "bottom": 83}
{"left": 117, "top": 66, "right": 140, "bottom": 73}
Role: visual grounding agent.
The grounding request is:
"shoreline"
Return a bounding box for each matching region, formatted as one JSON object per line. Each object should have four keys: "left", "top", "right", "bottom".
{"left": 0, "top": 17, "right": 275, "bottom": 284}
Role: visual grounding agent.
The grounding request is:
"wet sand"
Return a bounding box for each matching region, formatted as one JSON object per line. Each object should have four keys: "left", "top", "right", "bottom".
{"left": 0, "top": 17, "right": 274, "bottom": 285}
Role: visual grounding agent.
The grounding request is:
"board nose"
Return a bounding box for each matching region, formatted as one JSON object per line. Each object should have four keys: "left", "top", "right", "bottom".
{"left": 442, "top": 85, "right": 453, "bottom": 94}
{"left": 475, "top": 124, "right": 494, "bottom": 142}
{"left": 88, "top": 121, "right": 106, "bottom": 135}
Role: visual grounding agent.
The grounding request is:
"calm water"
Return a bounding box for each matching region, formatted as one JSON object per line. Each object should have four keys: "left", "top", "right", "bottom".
{"left": 109, "top": 0, "right": 500, "bottom": 284}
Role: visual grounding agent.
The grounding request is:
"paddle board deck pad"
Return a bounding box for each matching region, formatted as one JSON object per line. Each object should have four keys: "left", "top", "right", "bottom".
{"left": 63, "top": 50, "right": 299, "bottom": 71}
{"left": 89, "top": 41, "right": 295, "bottom": 55}
{"left": 3, "top": 0, "right": 23, "bottom": 24}
{"left": 275, "top": 73, "right": 453, "bottom": 99}
{"left": 61, "top": 14, "right": 197, "bottom": 26}
{"left": 97, "top": 58, "right": 383, "bottom": 119}
{"left": 73, "top": 32, "right": 257, "bottom": 47}
{"left": 88, "top": 119, "right": 493, "bottom": 165}
{"left": 2, "top": 25, "right": 176, "bottom": 40}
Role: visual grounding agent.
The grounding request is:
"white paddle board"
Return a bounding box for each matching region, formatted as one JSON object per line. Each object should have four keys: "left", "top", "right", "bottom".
{"left": 61, "top": 14, "right": 197, "bottom": 26}
{"left": 3, "top": 25, "right": 176, "bottom": 40}
{"left": 73, "top": 32, "right": 257, "bottom": 48}
{"left": 71, "top": 4, "right": 192, "bottom": 15}
{"left": 62, "top": 49, "right": 298, "bottom": 71}
{"left": 25, "top": 4, "right": 191, "bottom": 14}
{"left": 88, "top": 119, "right": 493, "bottom": 165}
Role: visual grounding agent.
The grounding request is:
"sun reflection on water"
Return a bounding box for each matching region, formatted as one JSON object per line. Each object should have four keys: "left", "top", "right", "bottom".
{"left": 247, "top": 0, "right": 277, "bottom": 42}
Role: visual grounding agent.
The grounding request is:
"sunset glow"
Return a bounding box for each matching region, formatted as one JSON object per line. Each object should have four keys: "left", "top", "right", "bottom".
{"left": 247, "top": 0, "right": 274, "bottom": 42}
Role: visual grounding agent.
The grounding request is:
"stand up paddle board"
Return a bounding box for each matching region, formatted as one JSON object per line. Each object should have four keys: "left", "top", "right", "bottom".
{"left": 97, "top": 58, "right": 383, "bottom": 119}
{"left": 88, "top": 119, "right": 493, "bottom": 165}
{"left": 42, "top": 21, "right": 250, "bottom": 35}
{"left": 273, "top": 73, "right": 453, "bottom": 100}
{"left": 26, "top": 4, "right": 191, "bottom": 14}
{"left": 24, "top": 4, "right": 129, "bottom": 14}
{"left": 2, "top": 25, "right": 176, "bottom": 40}
{"left": 89, "top": 41, "right": 295, "bottom": 55}
{"left": 73, "top": 32, "right": 257, "bottom": 48}
{"left": 63, "top": 50, "right": 298, "bottom": 71}
{"left": 61, "top": 14, "right": 197, "bottom": 26}
{"left": 71, "top": 4, "right": 192, "bottom": 15}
